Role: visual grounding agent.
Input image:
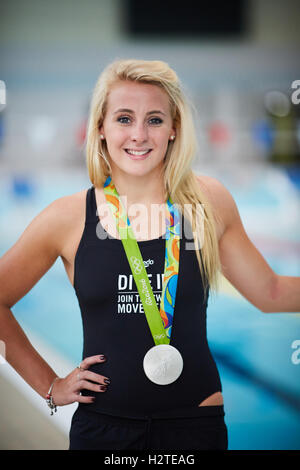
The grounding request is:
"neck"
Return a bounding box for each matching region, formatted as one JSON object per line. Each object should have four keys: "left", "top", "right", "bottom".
{"left": 110, "top": 170, "right": 166, "bottom": 207}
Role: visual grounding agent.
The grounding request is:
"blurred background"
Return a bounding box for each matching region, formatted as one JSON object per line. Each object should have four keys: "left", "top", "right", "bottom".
{"left": 0, "top": 0, "right": 299, "bottom": 450}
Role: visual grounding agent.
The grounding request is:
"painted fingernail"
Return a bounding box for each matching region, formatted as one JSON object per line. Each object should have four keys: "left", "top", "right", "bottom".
{"left": 99, "top": 355, "right": 106, "bottom": 361}
{"left": 104, "top": 379, "right": 110, "bottom": 385}
{"left": 100, "top": 385, "right": 107, "bottom": 391}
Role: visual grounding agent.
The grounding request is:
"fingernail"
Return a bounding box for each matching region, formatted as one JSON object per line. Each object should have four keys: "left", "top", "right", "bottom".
{"left": 104, "top": 379, "right": 110, "bottom": 385}
{"left": 99, "top": 355, "right": 106, "bottom": 361}
{"left": 100, "top": 385, "right": 107, "bottom": 391}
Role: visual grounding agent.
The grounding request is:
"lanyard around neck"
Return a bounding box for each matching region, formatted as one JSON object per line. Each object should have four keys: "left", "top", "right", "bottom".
{"left": 103, "top": 177, "right": 181, "bottom": 345}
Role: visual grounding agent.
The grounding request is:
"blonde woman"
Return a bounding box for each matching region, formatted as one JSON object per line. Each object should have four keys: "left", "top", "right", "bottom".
{"left": 0, "top": 59, "right": 299, "bottom": 451}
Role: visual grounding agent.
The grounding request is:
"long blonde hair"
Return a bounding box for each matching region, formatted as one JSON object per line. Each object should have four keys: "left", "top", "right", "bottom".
{"left": 86, "top": 59, "right": 221, "bottom": 299}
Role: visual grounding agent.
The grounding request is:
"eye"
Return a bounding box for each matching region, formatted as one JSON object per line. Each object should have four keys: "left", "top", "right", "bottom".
{"left": 148, "top": 117, "right": 163, "bottom": 125}
{"left": 117, "top": 116, "right": 131, "bottom": 124}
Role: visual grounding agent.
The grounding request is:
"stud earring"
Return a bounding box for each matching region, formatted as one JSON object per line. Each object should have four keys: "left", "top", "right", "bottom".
{"left": 100, "top": 134, "right": 105, "bottom": 140}
{"left": 170, "top": 135, "right": 175, "bottom": 141}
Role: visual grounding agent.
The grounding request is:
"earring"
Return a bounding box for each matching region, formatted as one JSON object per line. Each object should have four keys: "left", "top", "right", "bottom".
{"left": 170, "top": 135, "right": 175, "bottom": 141}
{"left": 100, "top": 134, "right": 105, "bottom": 140}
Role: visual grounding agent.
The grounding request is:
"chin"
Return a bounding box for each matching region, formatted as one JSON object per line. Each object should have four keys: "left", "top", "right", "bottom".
{"left": 124, "top": 168, "right": 154, "bottom": 178}
{"left": 113, "top": 161, "right": 164, "bottom": 179}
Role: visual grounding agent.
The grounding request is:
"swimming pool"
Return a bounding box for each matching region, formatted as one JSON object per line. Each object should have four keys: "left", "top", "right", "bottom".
{"left": 0, "top": 163, "right": 299, "bottom": 450}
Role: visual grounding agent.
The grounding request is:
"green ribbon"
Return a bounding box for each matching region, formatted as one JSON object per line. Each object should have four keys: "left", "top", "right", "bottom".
{"left": 103, "top": 177, "right": 180, "bottom": 346}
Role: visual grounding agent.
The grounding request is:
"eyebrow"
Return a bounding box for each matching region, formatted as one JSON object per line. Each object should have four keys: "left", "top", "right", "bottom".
{"left": 113, "top": 108, "right": 166, "bottom": 116}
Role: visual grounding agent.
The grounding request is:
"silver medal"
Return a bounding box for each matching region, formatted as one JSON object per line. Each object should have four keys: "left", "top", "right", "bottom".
{"left": 143, "top": 344, "right": 183, "bottom": 385}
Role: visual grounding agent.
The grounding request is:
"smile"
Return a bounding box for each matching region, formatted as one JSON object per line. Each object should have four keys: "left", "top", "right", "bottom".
{"left": 125, "top": 149, "right": 152, "bottom": 156}
{"left": 125, "top": 149, "right": 152, "bottom": 160}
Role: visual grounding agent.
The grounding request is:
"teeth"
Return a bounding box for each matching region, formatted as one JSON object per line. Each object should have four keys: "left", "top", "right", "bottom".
{"left": 126, "top": 149, "right": 149, "bottom": 156}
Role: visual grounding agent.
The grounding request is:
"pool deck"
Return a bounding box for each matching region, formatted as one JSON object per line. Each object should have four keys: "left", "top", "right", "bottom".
{"left": 0, "top": 372, "right": 69, "bottom": 450}
{"left": 0, "top": 328, "right": 77, "bottom": 450}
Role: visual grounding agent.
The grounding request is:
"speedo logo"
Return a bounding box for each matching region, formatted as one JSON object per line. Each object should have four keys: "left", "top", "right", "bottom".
{"left": 130, "top": 256, "right": 154, "bottom": 274}
{"left": 144, "top": 259, "right": 154, "bottom": 268}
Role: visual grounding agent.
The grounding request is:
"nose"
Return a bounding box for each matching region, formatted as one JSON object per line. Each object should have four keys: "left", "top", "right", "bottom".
{"left": 130, "top": 122, "right": 148, "bottom": 143}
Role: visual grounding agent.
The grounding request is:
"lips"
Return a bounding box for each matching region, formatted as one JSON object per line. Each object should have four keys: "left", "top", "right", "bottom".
{"left": 125, "top": 148, "right": 152, "bottom": 159}
{"left": 126, "top": 149, "right": 151, "bottom": 156}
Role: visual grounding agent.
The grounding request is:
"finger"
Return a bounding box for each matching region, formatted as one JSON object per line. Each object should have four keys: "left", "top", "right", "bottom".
{"left": 76, "top": 395, "right": 96, "bottom": 404}
{"left": 79, "top": 370, "right": 110, "bottom": 386}
{"left": 80, "top": 354, "right": 106, "bottom": 370}
{"left": 75, "top": 379, "right": 108, "bottom": 394}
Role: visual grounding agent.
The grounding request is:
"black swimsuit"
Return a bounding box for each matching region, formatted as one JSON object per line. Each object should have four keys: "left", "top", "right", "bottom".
{"left": 69, "top": 186, "right": 227, "bottom": 450}
{"left": 73, "top": 186, "right": 222, "bottom": 417}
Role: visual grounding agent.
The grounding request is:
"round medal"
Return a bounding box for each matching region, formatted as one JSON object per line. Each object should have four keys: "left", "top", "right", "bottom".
{"left": 143, "top": 344, "right": 183, "bottom": 385}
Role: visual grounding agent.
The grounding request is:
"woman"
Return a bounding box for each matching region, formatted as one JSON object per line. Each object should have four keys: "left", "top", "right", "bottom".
{"left": 0, "top": 59, "right": 299, "bottom": 451}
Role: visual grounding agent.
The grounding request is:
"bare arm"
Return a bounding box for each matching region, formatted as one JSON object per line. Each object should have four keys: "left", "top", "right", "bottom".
{"left": 0, "top": 196, "right": 109, "bottom": 406}
{"left": 0, "top": 199, "right": 63, "bottom": 397}
{"left": 199, "top": 176, "right": 300, "bottom": 313}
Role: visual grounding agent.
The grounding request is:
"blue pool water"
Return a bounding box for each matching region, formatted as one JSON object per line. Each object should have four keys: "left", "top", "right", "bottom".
{"left": 1, "top": 166, "right": 299, "bottom": 450}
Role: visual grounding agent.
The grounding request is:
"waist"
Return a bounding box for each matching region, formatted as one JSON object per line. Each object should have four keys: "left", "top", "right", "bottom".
{"left": 78, "top": 403, "right": 225, "bottom": 421}
{"left": 81, "top": 350, "right": 222, "bottom": 416}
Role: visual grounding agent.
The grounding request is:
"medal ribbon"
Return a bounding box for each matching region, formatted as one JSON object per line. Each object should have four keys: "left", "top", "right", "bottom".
{"left": 103, "top": 177, "right": 180, "bottom": 345}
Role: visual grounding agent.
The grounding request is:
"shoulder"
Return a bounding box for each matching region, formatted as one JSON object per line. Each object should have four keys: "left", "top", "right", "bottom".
{"left": 46, "top": 188, "right": 87, "bottom": 220}
{"left": 37, "top": 188, "right": 87, "bottom": 228}
{"left": 23, "top": 188, "right": 88, "bottom": 254}
{"left": 193, "top": 172, "right": 240, "bottom": 236}
{"left": 195, "top": 173, "right": 234, "bottom": 208}
{"left": 0, "top": 188, "right": 89, "bottom": 308}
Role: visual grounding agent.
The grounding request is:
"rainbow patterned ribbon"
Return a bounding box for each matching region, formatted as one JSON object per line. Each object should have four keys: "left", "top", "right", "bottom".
{"left": 103, "top": 176, "right": 180, "bottom": 343}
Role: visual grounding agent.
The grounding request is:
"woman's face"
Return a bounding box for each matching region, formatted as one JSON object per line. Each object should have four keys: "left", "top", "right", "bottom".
{"left": 100, "top": 81, "right": 176, "bottom": 179}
